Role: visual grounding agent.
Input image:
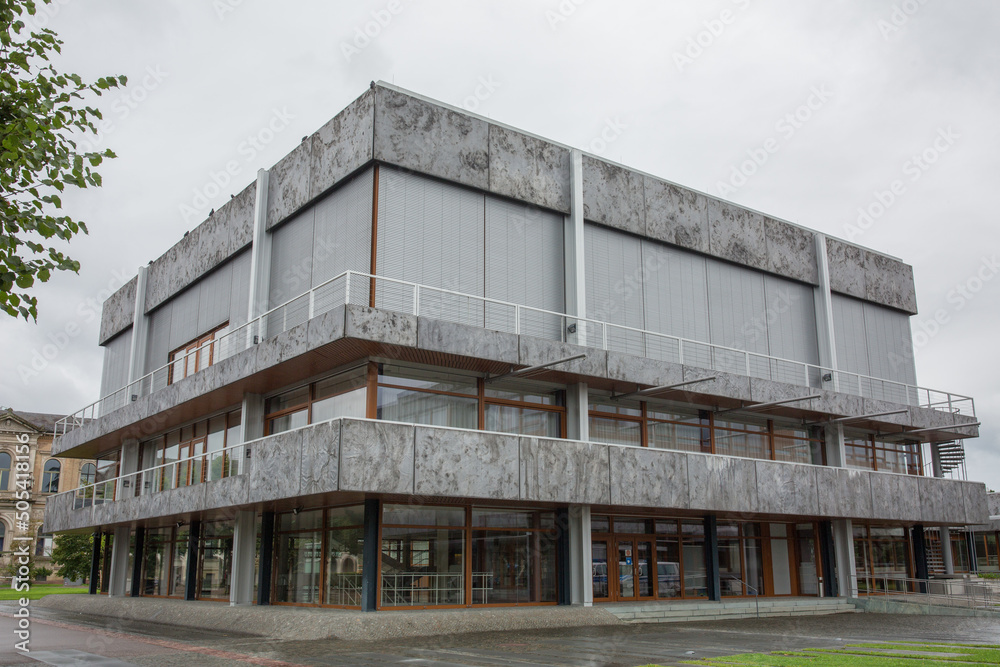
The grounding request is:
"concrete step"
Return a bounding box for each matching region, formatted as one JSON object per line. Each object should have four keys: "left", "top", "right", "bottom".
{"left": 606, "top": 597, "right": 858, "bottom": 624}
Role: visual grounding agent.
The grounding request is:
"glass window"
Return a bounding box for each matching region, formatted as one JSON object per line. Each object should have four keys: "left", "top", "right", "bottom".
{"left": 41, "top": 459, "right": 61, "bottom": 494}
{"left": 79, "top": 462, "right": 97, "bottom": 487}
{"left": 379, "top": 365, "right": 477, "bottom": 395}
{"left": 199, "top": 521, "right": 234, "bottom": 600}
{"left": 485, "top": 404, "right": 560, "bottom": 438}
{"left": 589, "top": 416, "right": 642, "bottom": 447}
{"left": 383, "top": 504, "right": 465, "bottom": 527}
{"left": 471, "top": 529, "right": 556, "bottom": 604}
{"left": 381, "top": 526, "right": 465, "bottom": 607}
{"left": 169, "top": 526, "right": 190, "bottom": 598}
{"left": 0, "top": 452, "right": 11, "bottom": 491}
{"left": 326, "top": 515, "right": 365, "bottom": 606}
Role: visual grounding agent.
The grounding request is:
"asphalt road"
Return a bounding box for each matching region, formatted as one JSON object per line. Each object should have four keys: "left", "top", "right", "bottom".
{"left": 2, "top": 604, "right": 999, "bottom": 666}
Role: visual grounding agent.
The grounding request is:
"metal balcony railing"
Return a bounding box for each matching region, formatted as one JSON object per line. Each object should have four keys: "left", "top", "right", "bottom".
{"left": 858, "top": 574, "right": 995, "bottom": 609}
{"left": 55, "top": 271, "right": 976, "bottom": 440}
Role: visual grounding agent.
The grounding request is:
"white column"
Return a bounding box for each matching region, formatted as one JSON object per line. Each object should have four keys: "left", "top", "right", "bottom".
{"left": 940, "top": 527, "right": 955, "bottom": 575}
{"left": 230, "top": 510, "right": 257, "bottom": 605}
{"left": 565, "top": 383, "right": 589, "bottom": 442}
{"left": 246, "top": 169, "right": 272, "bottom": 322}
{"left": 118, "top": 438, "right": 139, "bottom": 499}
{"left": 239, "top": 394, "right": 264, "bottom": 476}
{"left": 127, "top": 266, "right": 149, "bottom": 386}
{"left": 107, "top": 526, "right": 131, "bottom": 597}
{"left": 568, "top": 505, "right": 593, "bottom": 606}
{"left": 824, "top": 423, "right": 846, "bottom": 469}
{"left": 813, "top": 233, "right": 838, "bottom": 392}
{"left": 565, "top": 149, "right": 587, "bottom": 345}
{"left": 832, "top": 519, "right": 857, "bottom": 597}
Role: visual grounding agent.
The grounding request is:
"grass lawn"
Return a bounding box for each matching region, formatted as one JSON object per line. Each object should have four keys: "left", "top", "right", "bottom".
{"left": 0, "top": 585, "right": 89, "bottom": 601}
{"left": 637, "top": 642, "right": 1000, "bottom": 667}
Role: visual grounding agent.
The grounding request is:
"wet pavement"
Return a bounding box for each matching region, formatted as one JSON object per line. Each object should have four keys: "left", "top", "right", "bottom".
{"left": 2, "top": 605, "right": 1000, "bottom": 666}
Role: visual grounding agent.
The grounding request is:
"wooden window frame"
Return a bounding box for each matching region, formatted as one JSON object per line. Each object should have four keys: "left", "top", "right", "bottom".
{"left": 167, "top": 322, "right": 230, "bottom": 386}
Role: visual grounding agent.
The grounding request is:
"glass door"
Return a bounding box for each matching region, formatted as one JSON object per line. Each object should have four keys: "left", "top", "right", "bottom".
{"left": 592, "top": 540, "right": 610, "bottom": 600}
{"left": 618, "top": 541, "right": 635, "bottom": 599}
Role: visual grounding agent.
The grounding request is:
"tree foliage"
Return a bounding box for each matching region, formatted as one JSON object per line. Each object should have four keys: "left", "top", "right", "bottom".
{"left": 50, "top": 531, "right": 92, "bottom": 582}
{"left": 0, "top": 0, "right": 125, "bottom": 320}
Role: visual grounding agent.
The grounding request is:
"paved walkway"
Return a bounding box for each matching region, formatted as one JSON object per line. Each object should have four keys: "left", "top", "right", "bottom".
{"left": 2, "top": 602, "right": 1000, "bottom": 666}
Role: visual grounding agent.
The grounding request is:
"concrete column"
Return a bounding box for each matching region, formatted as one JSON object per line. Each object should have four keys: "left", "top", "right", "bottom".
{"left": 360, "top": 498, "right": 380, "bottom": 612}
{"left": 832, "top": 519, "right": 857, "bottom": 597}
{"left": 230, "top": 510, "right": 257, "bottom": 606}
{"left": 818, "top": 521, "right": 838, "bottom": 597}
{"left": 88, "top": 530, "right": 102, "bottom": 594}
{"left": 184, "top": 520, "right": 200, "bottom": 601}
{"left": 824, "top": 423, "right": 846, "bottom": 469}
{"left": 567, "top": 505, "right": 593, "bottom": 606}
{"left": 240, "top": 393, "right": 265, "bottom": 476}
{"left": 107, "top": 526, "right": 131, "bottom": 597}
{"left": 812, "top": 233, "right": 838, "bottom": 392}
{"left": 967, "top": 530, "right": 979, "bottom": 573}
{"left": 940, "top": 527, "right": 955, "bottom": 575}
{"left": 247, "top": 169, "right": 272, "bottom": 323}
{"left": 565, "top": 383, "right": 589, "bottom": 442}
{"left": 256, "top": 511, "right": 275, "bottom": 605}
{"left": 130, "top": 526, "right": 145, "bottom": 597}
{"left": 127, "top": 265, "right": 149, "bottom": 386}
{"left": 704, "top": 515, "right": 721, "bottom": 601}
{"left": 118, "top": 438, "right": 140, "bottom": 500}
{"left": 564, "top": 149, "right": 587, "bottom": 346}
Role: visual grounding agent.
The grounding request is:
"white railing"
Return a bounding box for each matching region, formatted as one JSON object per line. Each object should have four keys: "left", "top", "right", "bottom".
{"left": 859, "top": 574, "right": 995, "bottom": 609}
{"left": 380, "top": 571, "right": 493, "bottom": 607}
{"left": 55, "top": 271, "right": 977, "bottom": 439}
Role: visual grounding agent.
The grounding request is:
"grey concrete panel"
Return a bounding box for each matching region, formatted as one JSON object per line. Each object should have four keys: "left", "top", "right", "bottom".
{"left": 519, "top": 437, "right": 610, "bottom": 505}
{"left": 917, "top": 475, "right": 962, "bottom": 525}
{"left": 989, "top": 492, "right": 1000, "bottom": 518}
{"left": 816, "top": 467, "right": 873, "bottom": 519}
{"left": 266, "top": 140, "right": 311, "bottom": 231}
{"left": 248, "top": 430, "right": 303, "bottom": 503}
{"left": 488, "top": 124, "right": 571, "bottom": 213}
{"left": 708, "top": 199, "right": 767, "bottom": 271}
{"left": 310, "top": 89, "right": 375, "bottom": 198}
{"left": 256, "top": 320, "right": 308, "bottom": 369}
{"left": 582, "top": 156, "right": 644, "bottom": 235}
{"left": 164, "top": 482, "right": 209, "bottom": 517}
{"left": 610, "top": 447, "right": 689, "bottom": 508}
{"left": 203, "top": 474, "right": 251, "bottom": 511}
{"left": 344, "top": 304, "right": 417, "bottom": 348}
{"left": 607, "top": 351, "right": 684, "bottom": 387}
{"left": 754, "top": 460, "right": 819, "bottom": 516}
{"left": 861, "top": 399, "right": 911, "bottom": 427}
{"left": 204, "top": 346, "right": 259, "bottom": 389}
{"left": 748, "top": 377, "right": 821, "bottom": 409}
{"left": 99, "top": 277, "right": 137, "bottom": 345}
{"left": 145, "top": 224, "right": 202, "bottom": 312}
{"left": 961, "top": 481, "right": 989, "bottom": 524}
{"left": 681, "top": 367, "right": 752, "bottom": 402}
{"left": 869, "top": 472, "right": 920, "bottom": 522}
{"left": 226, "top": 181, "right": 257, "bottom": 252}
{"left": 417, "top": 316, "right": 519, "bottom": 365}
{"left": 908, "top": 405, "right": 956, "bottom": 430}
{"left": 811, "top": 390, "right": 865, "bottom": 418}
{"left": 865, "top": 251, "right": 918, "bottom": 314}
{"left": 42, "top": 492, "right": 73, "bottom": 533}
{"left": 374, "top": 86, "right": 489, "bottom": 190}
{"left": 687, "top": 454, "right": 758, "bottom": 514}
{"left": 413, "top": 427, "right": 518, "bottom": 500}
{"left": 764, "top": 217, "right": 818, "bottom": 285}
{"left": 339, "top": 419, "right": 414, "bottom": 494}
{"left": 193, "top": 205, "right": 237, "bottom": 280}
{"left": 91, "top": 500, "right": 116, "bottom": 528}
{"left": 306, "top": 305, "right": 346, "bottom": 351}
{"left": 518, "top": 335, "right": 607, "bottom": 378}
{"left": 644, "top": 177, "right": 710, "bottom": 254}
{"left": 825, "top": 238, "right": 866, "bottom": 300}
{"left": 300, "top": 419, "right": 341, "bottom": 496}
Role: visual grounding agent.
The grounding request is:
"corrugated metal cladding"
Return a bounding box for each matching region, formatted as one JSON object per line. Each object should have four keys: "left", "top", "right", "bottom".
{"left": 142, "top": 250, "right": 251, "bottom": 374}
{"left": 376, "top": 167, "right": 565, "bottom": 331}
{"left": 99, "top": 327, "right": 133, "bottom": 396}
{"left": 269, "top": 168, "right": 374, "bottom": 309}
{"left": 832, "top": 293, "right": 916, "bottom": 385}
{"left": 584, "top": 223, "right": 820, "bottom": 367}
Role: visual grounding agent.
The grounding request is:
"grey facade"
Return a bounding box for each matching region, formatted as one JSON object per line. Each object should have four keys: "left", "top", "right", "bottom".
{"left": 47, "top": 84, "right": 986, "bottom": 610}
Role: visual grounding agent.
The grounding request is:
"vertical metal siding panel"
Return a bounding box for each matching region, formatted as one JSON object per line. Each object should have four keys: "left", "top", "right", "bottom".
{"left": 311, "top": 168, "right": 373, "bottom": 300}
{"left": 764, "top": 276, "right": 819, "bottom": 365}
{"left": 584, "top": 223, "right": 644, "bottom": 355}
{"left": 197, "top": 262, "right": 233, "bottom": 333}
{"left": 642, "top": 241, "right": 710, "bottom": 342}
{"left": 167, "top": 284, "right": 201, "bottom": 351}
{"left": 863, "top": 303, "right": 917, "bottom": 386}
{"left": 267, "top": 208, "right": 316, "bottom": 309}
{"left": 485, "top": 197, "right": 564, "bottom": 338}
{"left": 99, "top": 328, "right": 133, "bottom": 396}
{"left": 229, "top": 250, "right": 252, "bottom": 327}
{"left": 375, "top": 168, "right": 484, "bottom": 325}
{"left": 832, "top": 294, "right": 870, "bottom": 377}
{"left": 145, "top": 304, "right": 171, "bottom": 374}
{"left": 707, "top": 260, "right": 769, "bottom": 352}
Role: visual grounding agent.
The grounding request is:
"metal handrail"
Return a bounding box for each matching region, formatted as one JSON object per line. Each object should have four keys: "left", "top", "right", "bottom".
{"left": 723, "top": 575, "right": 760, "bottom": 618}
{"left": 859, "top": 574, "right": 995, "bottom": 609}
{"left": 56, "top": 270, "right": 977, "bottom": 440}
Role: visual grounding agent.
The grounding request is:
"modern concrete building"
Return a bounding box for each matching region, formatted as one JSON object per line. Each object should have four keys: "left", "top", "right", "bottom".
{"left": 44, "top": 83, "right": 987, "bottom": 612}
{"left": 1, "top": 409, "right": 93, "bottom": 582}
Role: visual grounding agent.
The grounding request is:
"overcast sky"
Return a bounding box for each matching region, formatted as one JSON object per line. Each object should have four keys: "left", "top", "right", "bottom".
{"left": 1, "top": 1, "right": 997, "bottom": 490}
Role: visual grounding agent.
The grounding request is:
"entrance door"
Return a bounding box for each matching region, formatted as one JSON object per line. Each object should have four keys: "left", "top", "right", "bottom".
{"left": 615, "top": 539, "right": 654, "bottom": 601}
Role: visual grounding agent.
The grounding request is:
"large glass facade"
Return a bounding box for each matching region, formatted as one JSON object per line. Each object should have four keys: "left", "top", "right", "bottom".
{"left": 265, "top": 366, "right": 367, "bottom": 436}
{"left": 844, "top": 432, "right": 922, "bottom": 475}
{"left": 470, "top": 509, "right": 557, "bottom": 604}
{"left": 718, "top": 522, "right": 765, "bottom": 597}
{"left": 138, "top": 410, "right": 242, "bottom": 494}
{"left": 854, "top": 524, "right": 910, "bottom": 592}
{"left": 325, "top": 506, "right": 365, "bottom": 606}
{"left": 198, "top": 521, "right": 234, "bottom": 601}
{"left": 274, "top": 510, "right": 323, "bottom": 604}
